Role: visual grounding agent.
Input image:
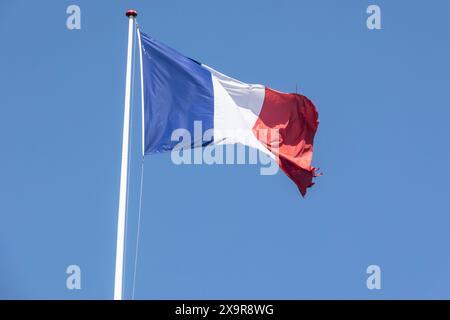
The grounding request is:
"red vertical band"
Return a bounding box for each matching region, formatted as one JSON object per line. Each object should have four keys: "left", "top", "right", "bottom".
{"left": 253, "top": 88, "right": 319, "bottom": 196}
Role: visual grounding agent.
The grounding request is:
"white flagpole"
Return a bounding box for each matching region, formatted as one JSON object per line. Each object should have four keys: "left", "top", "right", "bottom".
{"left": 114, "top": 9, "right": 137, "bottom": 300}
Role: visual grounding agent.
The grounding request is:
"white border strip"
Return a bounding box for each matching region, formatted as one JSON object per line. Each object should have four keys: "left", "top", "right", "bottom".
{"left": 137, "top": 26, "right": 145, "bottom": 157}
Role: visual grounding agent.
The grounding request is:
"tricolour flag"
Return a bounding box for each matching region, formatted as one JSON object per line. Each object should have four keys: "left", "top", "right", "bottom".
{"left": 138, "top": 30, "right": 320, "bottom": 196}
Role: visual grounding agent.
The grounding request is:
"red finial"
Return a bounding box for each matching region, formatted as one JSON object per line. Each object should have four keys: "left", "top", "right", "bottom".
{"left": 126, "top": 10, "right": 137, "bottom": 18}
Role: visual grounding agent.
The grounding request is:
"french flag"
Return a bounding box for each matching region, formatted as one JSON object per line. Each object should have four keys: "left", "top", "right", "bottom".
{"left": 138, "top": 30, "right": 320, "bottom": 196}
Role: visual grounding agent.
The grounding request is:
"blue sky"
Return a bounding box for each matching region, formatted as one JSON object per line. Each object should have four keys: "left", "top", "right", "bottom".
{"left": 1, "top": 0, "right": 450, "bottom": 299}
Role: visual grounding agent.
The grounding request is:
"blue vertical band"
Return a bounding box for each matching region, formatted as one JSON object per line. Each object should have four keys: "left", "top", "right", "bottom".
{"left": 139, "top": 31, "right": 214, "bottom": 155}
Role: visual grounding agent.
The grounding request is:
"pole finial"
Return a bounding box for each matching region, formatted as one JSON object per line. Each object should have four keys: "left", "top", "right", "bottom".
{"left": 126, "top": 9, "right": 138, "bottom": 18}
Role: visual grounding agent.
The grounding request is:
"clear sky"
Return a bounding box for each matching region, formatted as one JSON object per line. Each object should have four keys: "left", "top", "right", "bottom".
{"left": 1, "top": 0, "right": 450, "bottom": 299}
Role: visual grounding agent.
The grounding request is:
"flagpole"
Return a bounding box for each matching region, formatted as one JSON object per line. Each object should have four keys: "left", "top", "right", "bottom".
{"left": 114, "top": 9, "right": 137, "bottom": 300}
